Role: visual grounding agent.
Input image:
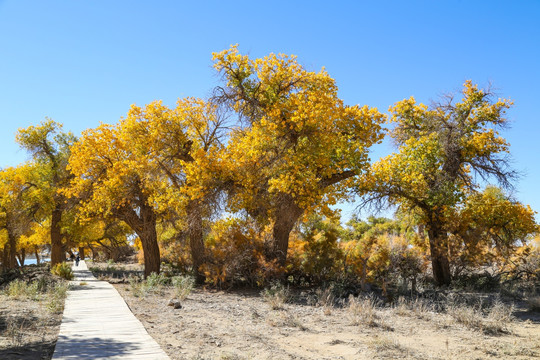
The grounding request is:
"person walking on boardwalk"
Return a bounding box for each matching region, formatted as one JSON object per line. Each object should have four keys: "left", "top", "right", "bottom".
{"left": 75, "top": 253, "right": 80, "bottom": 266}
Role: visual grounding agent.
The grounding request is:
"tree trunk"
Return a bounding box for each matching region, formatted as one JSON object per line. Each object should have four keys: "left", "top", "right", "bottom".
{"left": 360, "top": 257, "right": 368, "bottom": 292}
{"left": 187, "top": 200, "right": 206, "bottom": 284}
{"left": 50, "top": 206, "right": 64, "bottom": 266}
{"left": 138, "top": 221, "right": 160, "bottom": 278}
{"left": 1, "top": 247, "right": 7, "bottom": 271}
{"left": 122, "top": 203, "right": 160, "bottom": 278}
{"left": 78, "top": 247, "right": 85, "bottom": 260}
{"left": 427, "top": 221, "right": 451, "bottom": 286}
{"left": 16, "top": 249, "right": 26, "bottom": 266}
{"left": 268, "top": 194, "right": 303, "bottom": 266}
{"left": 6, "top": 227, "right": 18, "bottom": 269}
{"left": 34, "top": 248, "right": 41, "bottom": 265}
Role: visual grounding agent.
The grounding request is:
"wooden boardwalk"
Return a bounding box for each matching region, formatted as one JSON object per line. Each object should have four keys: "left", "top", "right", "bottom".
{"left": 52, "top": 260, "right": 170, "bottom": 360}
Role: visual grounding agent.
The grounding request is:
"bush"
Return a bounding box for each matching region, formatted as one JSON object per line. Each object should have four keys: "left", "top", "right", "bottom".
{"left": 202, "top": 218, "right": 283, "bottom": 287}
{"left": 128, "top": 272, "right": 169, "bottom": 297}
{"left": 6, "top": 279, "right": 40, "bottom": 300}
{"left": 287, "top": 217, "right": 345, "bottom": 284}
{"left": 47, "top": 282, "right": 69, "bottom": 314}
{"left": 51, "top": 262, "right": 74, "bottom": 280}
{"left": 348, "top": 295, "right": 379, "bottom": 327}
{"left": 262, "top": 281, "right": 290, "bottom": 310}
{"left": 172, "top": 275, "right": 194, "bottom": 300}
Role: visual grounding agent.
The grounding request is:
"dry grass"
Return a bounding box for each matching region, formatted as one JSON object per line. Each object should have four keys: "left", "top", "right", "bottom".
{"left": 66, "top": 261, "right": 540, "bottom": 359}
{"left": 394, "top": 296, "right": 433, "bottom": 320}
{"left": 261, "top": 281, "right": 290, "bottom": 310}
{"left": 112, "top": 282, "right": 539, "bottom": 360}
{"left": 448, "top": 299, "right": 514, "bottom": 334}
{"left": 0, "top": 265, "right": 68, "bottom": 359}
{"left": 266, "top": 311, "right": 308, "bottom": 331}
{"left": 348, "top": 295, "right": 379, "bottom": 327}
{"left": 368, "top": 335, "right": 412, "bottom": 358}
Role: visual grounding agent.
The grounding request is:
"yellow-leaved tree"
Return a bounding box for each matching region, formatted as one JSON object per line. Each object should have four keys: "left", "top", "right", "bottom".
{"left": 121, "top": 98, "right": 226, "bottom": 283}
{"left": 0, "top": 164, "right": 43, "bottom": 269}
{"left": 67, "top": 98, "right": 225, "bottom": 278}
{"left": 67, "top": 119, "right": 165, "bottom": 277}
{"left": 16, "top": 120, "right": 76, "bottom": 266}
{"left": 359, "top": 81, "right": 532, "bottom": 285}
{"left": 213, "top": 45, "right": 384, "bottom": 266}
{"left": 449, "top": 186, "right": 538, "bottom": 275}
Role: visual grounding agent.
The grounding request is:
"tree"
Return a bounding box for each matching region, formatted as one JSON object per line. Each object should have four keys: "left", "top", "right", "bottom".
{"left": 213, "top": 45, "right": 384, "bottom": 266}
{"left": 18, "top": 221, "right": 50, "bottom": 266}
{"left": 342, "top": 216, "right": 426, "bottom": 292}
{"left": 359, "top": 81, "right": 518, "bottom": 285}
{"left": 122, "top": 98, "right": 227, "bottom": 283}
{"left": 288, "top": 215, "right": 345, "bottom": 283}
{"left": 67, "top": 120, "right": 163, "bottom": 277}
{"left": 16, "top": 120, "right": 76, "bottom": 266}
{"left": 67, "top": 99, "right": 225, "bottom": 278}
{"left": 449, "top": 186, "right": 538, "bottom": 274}
{"left": 0, "top": 164, "right": 42, "bottom": 269}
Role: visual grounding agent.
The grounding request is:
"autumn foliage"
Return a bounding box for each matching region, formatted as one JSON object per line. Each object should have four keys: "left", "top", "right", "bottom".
{"left": 1, "top": 48, "right": 537, "bottom": 293}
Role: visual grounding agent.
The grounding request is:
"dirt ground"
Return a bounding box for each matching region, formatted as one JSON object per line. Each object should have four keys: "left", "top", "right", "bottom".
{"left": 113, "top": 286, "right": 540, "bottom": 360}
{"left": 0, "top": 265, "right": 65, "bottom": 360}
{"left": 1, "top": 262, "right": 538, "bottom": 360}
{"left": 91, "top": 261, "right": 540, "bottom": 360}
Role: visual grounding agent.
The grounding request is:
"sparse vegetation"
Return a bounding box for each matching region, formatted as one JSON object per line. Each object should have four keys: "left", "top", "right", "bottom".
{"left": 448, "top": 299, "right": 514, "bottom": 334}
{"left": 172, "top": 275, "right": 194, "bottom": 300}
{"left": 127, "top": 272, "right": 193, "bottom": 299}
{"left": 51, "top": 262, "right": 73, "bottom": 280}
{"left": 261, "top": 281, "right": 290, "bottom": 310}
{"left": 0, "top": 264, "right": 68, "bottom": 359}
{"left": 348, "top": 295, "right": 379, "bottom": 327}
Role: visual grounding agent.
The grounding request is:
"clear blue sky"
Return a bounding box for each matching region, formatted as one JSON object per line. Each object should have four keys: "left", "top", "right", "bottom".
{"left": 1, "top": 0, "right": 539, "bottom": 220}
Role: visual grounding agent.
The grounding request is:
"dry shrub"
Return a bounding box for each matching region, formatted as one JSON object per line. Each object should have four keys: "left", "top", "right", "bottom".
{"left": 484, "top": 301, "right": 514, "bottom": 333}
{"left": 5, "top": 318, "right": 28, "bottom": 346}
{"left": 368, "top": 335, "right": 409, "bottom": 357}
{"left": 348, "top": 295, "right": 379, "bottom": 327}
{"left": 172, "top": 275, "right": 195, "bottom": 300}
{"left": 202, "top": 218, "right": 283, "bottom": 287}
{"left": 394, "top": 296, "right": 433, "bottom": 319}
{"left": 262, "top": 281, "right": 290, "bottom": 310}
{"left": 449, "top": 300, "right": 514, "bottom": 334}
{"left": 128, "top": 272, "right": 169, "bottom": 297}
{"left": 315, "top": 286, "right": 336, "bottom": 308}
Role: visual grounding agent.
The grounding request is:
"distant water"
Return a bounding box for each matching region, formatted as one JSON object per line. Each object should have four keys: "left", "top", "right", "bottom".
{"left": 23, "top": 258, "right": 50, "bottom": 265}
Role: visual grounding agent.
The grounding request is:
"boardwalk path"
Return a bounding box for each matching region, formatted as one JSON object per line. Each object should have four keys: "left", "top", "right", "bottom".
{"left": 52, "top": 260, "right": 170, "bottom": 360}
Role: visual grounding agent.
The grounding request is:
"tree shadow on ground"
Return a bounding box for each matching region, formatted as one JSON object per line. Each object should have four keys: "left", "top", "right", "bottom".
{"left": 53, "top": 336, "right": 147, "bottom": 359}
{"left": 0, "top": 339, "right": 56, "bottom": 360}
{"left": 513, "top": 308, "right": 540, "bottom": 324}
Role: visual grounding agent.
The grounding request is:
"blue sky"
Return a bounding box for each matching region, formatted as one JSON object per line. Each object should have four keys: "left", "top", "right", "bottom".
{"left": 1, "top": 1, "right": 539, "bottom": 220}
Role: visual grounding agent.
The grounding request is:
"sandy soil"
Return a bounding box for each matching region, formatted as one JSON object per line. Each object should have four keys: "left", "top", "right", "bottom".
{"left": 3, "top": 261, "right": 537, "bottom": 360}
{"left": 114, "top": 287, "right": 540, "bottom": 360}
{"left": 92, "top": 261, "right": 540, "bottom": 360}
{"left": 0, "top": 265, "right": 65, "bottom": 360}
